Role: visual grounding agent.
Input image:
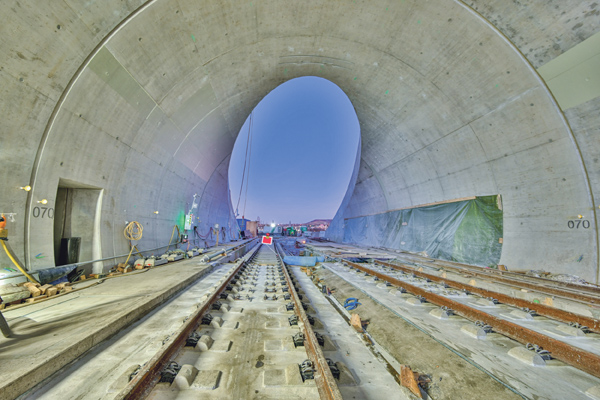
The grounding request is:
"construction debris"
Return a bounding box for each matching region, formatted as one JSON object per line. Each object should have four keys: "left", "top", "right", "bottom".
{"left": 350, "top": 314, "right": 363, "bottom": 332}
{"left": 526, "top": 270, "right": 591, "bottom": 286}
{"left": 400, "top": 365, "right": 430, "bottom": 398}
{"left": 0, "top": 281, "right": 73, "bottom": 309}
{"left": 23, "top": 283, "right": 41, "bottom": 297}
{"left": 0, "top": 284, "right": 31, "bottom": 303}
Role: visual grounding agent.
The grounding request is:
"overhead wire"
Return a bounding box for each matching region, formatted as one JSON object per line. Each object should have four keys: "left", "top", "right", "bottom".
{"left": 235, "top": 112, "right": 253, "bottom": 217}
{"left": 242, "top": 111, "right": 254, "bottom": 219}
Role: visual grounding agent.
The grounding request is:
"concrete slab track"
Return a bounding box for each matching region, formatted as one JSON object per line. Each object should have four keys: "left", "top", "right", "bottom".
{"left": 0, "top": 254, "right": 232, "bottom": 400}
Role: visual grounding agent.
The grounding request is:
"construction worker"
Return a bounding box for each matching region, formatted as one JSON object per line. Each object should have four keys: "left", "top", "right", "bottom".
{"left": 0, "top": 214, "right": 6, "bottom": 240}
{"left": 0, "top": 213, "right": 12, "bottom": 337}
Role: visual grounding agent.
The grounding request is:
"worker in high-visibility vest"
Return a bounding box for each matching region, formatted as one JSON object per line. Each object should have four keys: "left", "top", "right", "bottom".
{"left": 0, "top": 214, "right": 6, "bottom": 240}
{"left": 0, "top": 213, "right": 13, "bottom": 337}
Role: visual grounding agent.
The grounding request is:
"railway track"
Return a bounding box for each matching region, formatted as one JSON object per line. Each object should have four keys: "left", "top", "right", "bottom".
{"left": 319, "top": 257, "right": 600, "bottom": 399}
{"left": 388, "top": 251, "right": 600, "bottom": 297}
{"left": 371, "top": 259, "right": 600, "bottom": 333}
{"left": 27, "top": 236, "right": 600, "bottom": 399}
{"left": 120, "top": 242, "right": 344, "bottom": 399}
{"left": 118, "top": 242, "right": 406, "bottom": 399}
{"left": 308, "top": 243, "right": 600, "bottom": 306}
{"left": 25, "top": 241, "right": 405, "bottom": 400}
{"left": 357, "top": 247, "right": 600, "bottom": 305}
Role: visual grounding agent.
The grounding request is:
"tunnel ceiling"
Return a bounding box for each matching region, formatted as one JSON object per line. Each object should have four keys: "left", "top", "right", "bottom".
{"left": 1, "top": 0, "right": 599, "bottom": 281}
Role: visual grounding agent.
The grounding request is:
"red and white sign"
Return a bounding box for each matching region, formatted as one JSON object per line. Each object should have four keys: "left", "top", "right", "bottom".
{"left": 262, "top": 235, "right": 273, "bottom": 245}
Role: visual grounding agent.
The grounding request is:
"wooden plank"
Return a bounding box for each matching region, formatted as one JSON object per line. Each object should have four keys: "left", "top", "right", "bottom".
{"left": 25, "top": 295, "right": 48, "bottom": 303}
{"left": 39, "top": 284, "right": 52, "bottom": 295}
{"left": 400, "top": 365, "right": 422, "bottom": 398}
{"left": 24, "top": 284, "right": 41, "bottom": 297}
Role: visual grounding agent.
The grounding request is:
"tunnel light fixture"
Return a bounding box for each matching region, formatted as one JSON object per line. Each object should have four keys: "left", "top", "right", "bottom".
{"left": 578, "top": 214, "right": 584, "bottom": 219}
{"left": 37, "top": 199, "right": 48, "bottom": 205}
{"left": 154, "top": 211, "right": 159, "bottom": 214}
{"left": 20, "top": 185, "right": 31, "bottom": 192}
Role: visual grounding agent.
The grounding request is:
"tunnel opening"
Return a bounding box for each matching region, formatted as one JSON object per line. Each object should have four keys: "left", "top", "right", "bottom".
{"left": 228, "top": 77, "right": 360, "bottom": 238}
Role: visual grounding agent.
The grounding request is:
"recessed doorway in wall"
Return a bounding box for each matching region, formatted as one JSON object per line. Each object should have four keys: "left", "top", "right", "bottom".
{"left": 228, "top": 76, "right": 360, "bottom": 228}
{"left": 54, "top": 179, "right": 104, "bottom": 272}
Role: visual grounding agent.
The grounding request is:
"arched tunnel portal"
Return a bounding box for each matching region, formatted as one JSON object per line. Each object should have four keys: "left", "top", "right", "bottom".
{"left": 1, "top": 0, "right": 599, "bottom": 283}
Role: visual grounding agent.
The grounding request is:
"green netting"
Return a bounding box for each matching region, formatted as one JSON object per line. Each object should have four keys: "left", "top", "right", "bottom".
{"left": 342, "top": 195, "right": 503, "bottom": 267}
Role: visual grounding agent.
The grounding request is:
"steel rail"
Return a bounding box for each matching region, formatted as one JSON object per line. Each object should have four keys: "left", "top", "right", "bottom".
{"left": 115, "top": 240, "right": 260, "bottom": 400}
{"left": 373, "top": 260, "right": 600, "bottom": 333}
{"left": 381, "top": 253, "right": 600, "bottom": 304}
{"left": 276, "top": 242, "right": 343, "bottom": 400}
{"left": 311, "top": 243, "right": 600, "bottom": 302}
{"left": 343, "top": 260, "right": 600, "bottom": 380}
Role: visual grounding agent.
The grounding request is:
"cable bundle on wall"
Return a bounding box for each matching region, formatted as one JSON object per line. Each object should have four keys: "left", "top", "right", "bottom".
{"left": 124, "top": 221, "right": 143, "bottom": 241}
{"left": 123, "top": 221, "right": 143, "bottom": 265}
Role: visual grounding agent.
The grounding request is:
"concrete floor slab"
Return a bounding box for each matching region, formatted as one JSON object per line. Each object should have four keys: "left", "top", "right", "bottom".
{"left": 1, "top": 257, "right": 231, "bottom": 400}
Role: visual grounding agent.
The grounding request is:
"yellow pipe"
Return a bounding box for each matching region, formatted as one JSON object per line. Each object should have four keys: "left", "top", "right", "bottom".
{"left": 167, "top": 224, "right": 180, "bottom": 251}
{"left": 1, "top": 240, "right": 39, "bottom": 284}
{"left": 123, "top": 246, "right": 136, "bottom": 267}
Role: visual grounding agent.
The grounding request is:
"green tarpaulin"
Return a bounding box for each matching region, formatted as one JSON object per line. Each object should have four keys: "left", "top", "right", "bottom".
{"left": 342, "top": 196, "right": 503, "bottom": 267}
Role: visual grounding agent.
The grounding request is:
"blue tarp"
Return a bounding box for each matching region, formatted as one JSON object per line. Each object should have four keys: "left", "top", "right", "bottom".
{"left": 37, "top": 265, "right": 77, "bottom": 285}
{"left": 283, "top": 256, "right": 321, "bottom": 266}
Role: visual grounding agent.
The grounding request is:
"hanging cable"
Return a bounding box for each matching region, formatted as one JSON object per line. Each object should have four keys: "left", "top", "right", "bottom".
{"left": 124, "top": 221, "right": 143, "bottom": 241}
{"left": 167, "top": 224, "right": 181, "bottom": 251}
{"left": 242, "top": 111, "right": 254, "bottom": 219}
{"left": 123, "top": 221, "right": 143, "bottom": 266}
{"left": 235, "top": 112, "right": 253, "bottom": 216}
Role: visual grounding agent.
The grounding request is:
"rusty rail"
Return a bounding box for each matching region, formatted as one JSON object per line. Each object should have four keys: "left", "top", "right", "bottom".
{"left": 344, "top": 260, "right": 600, "bottom": 380}
{"left": 372, "top": 260, "right": 600, "bottom": 333}
{"left": 379, "top": 254, "right": 600, "bottom": 305}
{"left": 116, "top": 240, "right": 260, "bottom": 400}
{"left": 277, "top": 242, "right": 343, "bottom": 400}
{"left": 311, "top": 241, "right": 600, "bottom": 304}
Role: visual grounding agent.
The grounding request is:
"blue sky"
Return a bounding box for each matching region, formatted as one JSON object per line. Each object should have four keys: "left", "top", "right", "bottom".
{"left": 228, "top": 77, "right": 360, "bottom": 224}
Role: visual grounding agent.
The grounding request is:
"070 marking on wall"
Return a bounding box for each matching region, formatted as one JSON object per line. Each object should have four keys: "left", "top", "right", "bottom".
{"left": 32, "top": 207, "right": 54, "bottom": 219}
{"left": 567, "top": 220, "right": 590, "bottom": 229}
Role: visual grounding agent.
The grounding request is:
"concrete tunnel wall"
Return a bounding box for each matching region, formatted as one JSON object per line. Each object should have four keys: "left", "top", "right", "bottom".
{"left": 0, "top": 1, "right": 599, "bottom": 282}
